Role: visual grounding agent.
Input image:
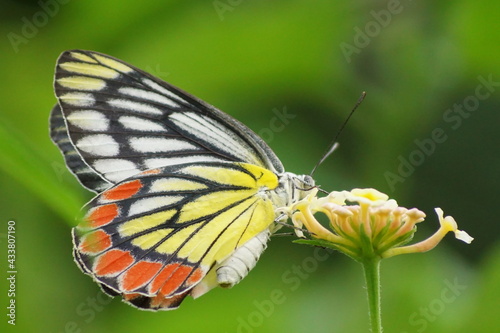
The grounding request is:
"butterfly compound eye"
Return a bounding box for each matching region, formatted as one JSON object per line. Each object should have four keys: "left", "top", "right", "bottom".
{"left": 302, "top": 175, "right": 315, "bottom": 187}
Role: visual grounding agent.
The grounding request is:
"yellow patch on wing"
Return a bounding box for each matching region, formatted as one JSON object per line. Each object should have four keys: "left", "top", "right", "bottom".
{"left": 93, "top": 55, "right": 134, "bottom": 73}
{"left": 119, "top": 210, "right": 177, "bottom": 237}
{"left": 240, "top": 163, "right": 279, "bottom": 189}
{"left": 59, "top": 92, "right": 95, "bottom": 106}
{"left": 60, "top": 62, "right": 120, "bottom": 79}
{"left": 132, "top": 229, "right": 173, "bottom": 249}
{"left": 182, "top": 165, "right": 255, "bottom": 187}
{"left": 70, "top": 52, "right": 98, "bottom": 63}
{"left": 177, "top": 190, "right": 254, "bottom": 224}
{"left": 178, "top": 197, "right": 274, "bottom": 263}
{"left": 155, "top": 223, "right": 202, "bottom": 254}
{"left": 223, "top": 197, "right": 274, "bottom": 246}
{"left": 57, "top": 76, "right": 106, "bottom": 91}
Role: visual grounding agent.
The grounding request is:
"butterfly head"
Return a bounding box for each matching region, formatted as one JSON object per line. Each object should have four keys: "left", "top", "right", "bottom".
{"left": 297, "top": 174, "right": 315, "bottom": 191}
{"left": 272, "top": 172, "right": 316, "bottom": 209}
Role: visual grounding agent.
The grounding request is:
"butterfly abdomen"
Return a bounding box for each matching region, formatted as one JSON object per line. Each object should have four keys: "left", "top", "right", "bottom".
{"left": 216, "top": 229, "right": 270, "bottom": 288}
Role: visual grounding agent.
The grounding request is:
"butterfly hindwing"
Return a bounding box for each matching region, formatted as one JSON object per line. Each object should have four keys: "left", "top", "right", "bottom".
{"left": 53, "top": 50, "right": 284, "bottom": 187}
{"left": 72, "top": 161, "right": 279, "bottom": 310}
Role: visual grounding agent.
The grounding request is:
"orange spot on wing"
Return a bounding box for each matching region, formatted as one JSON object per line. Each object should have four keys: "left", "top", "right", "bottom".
{"left": 186, "top": 267, "right": 204, "bottom": 286}
{"left": 123, "top": 293, "right": 142, "bottom": 301}
{"left": 149, "top": 293, "right": 164, "bottom": 308}
{"left": 160, "top": 265, "right": 194, "bottom": 295}
{"left": 146, "top": 291, "right": 189, "bottom": 309}
{"left": 103, "top": 179, "right": 143, "bottom": 201}
{"left": 79, "top": 230, "right": 111, "bottom": 254}
{"left": 122, "top": 291, "right": 190, "bottom": 310}
{"left": 83, "top": 204, "right": 119, "bottom": 228}
{"left": 141, "top": 168, "right": 161, "bottom": 175}
{"left": 149, "top": 264, "right": 179, "bottom": 294}
{"left": 149, "top": 263, "right": 194, "bottom": 296}
{"left": 94, "top": 249, "right": 134, "bottom": 276}
{"left": 121, "top": 261, "right": 163, "bottom": 292}
{"left": 165, "top": 291, "right": 189, "bottom": 308}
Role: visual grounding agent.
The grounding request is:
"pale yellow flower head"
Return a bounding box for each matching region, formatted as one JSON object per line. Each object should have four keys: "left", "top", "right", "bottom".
{"left": 288, "top": 188, "right": 473, "bottom": 261}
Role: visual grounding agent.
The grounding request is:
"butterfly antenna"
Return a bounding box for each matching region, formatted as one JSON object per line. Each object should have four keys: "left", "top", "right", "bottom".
{"left": 310, "top": 91, "right": 366, "bottom": 177}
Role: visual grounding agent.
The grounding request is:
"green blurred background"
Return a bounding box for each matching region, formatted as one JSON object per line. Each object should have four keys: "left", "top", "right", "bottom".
{"left": 0, "top": 0, "right": 499, "bottom": 332}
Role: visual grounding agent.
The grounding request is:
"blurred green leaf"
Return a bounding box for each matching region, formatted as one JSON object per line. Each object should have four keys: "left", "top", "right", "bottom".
{"left": 0, "top": 121, "right": 82, "bottom": 222}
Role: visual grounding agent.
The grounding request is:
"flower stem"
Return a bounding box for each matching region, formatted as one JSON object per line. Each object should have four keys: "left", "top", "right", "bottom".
{"left": 362, "top": 256, "right": 383, "bottom": 333}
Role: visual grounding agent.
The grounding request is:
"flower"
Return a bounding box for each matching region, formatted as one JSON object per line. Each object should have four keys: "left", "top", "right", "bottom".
{"left": 287, "top": 188, "right": 473, "bottom": 261}
{"left": 435, "top": 208, "right": 474, "bottom": 244}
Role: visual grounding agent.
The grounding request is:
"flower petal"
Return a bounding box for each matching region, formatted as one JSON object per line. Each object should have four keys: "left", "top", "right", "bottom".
{"left": 435, "top": 207, "right": 444, "bottom": 222}
{"left": 346, "top": 188, "right": 389, "bottom": 206}
{"left": 455, "top": 230, "right": 474, "bottom": 244}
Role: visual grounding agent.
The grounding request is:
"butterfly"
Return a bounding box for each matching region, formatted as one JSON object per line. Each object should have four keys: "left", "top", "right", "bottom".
{"left": 50, "top": 50, "right": 315, "bottom": 311}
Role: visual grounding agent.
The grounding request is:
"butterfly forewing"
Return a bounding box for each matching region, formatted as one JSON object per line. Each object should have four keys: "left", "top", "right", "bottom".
{"left": 50, "top": 104, "right": 111, "bottom": 192}
{"left": 52, "top": 50, "right": 284, "bottom": 187}
{"left": 72, "top": 161, "right": 279, "bottom": 310}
